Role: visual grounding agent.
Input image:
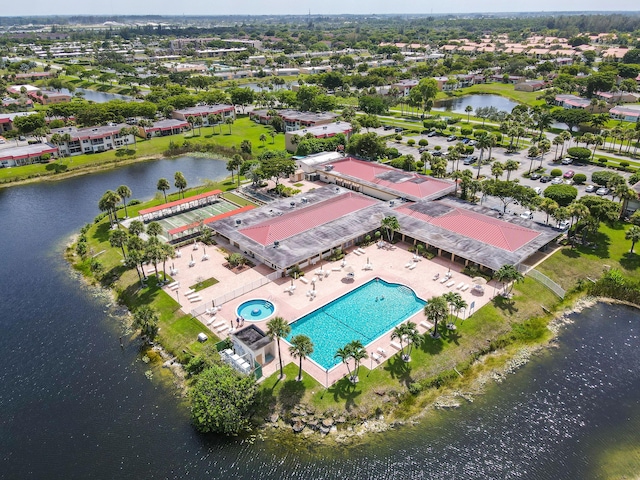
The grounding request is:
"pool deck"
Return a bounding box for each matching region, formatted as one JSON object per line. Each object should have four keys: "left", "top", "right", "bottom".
{"left": 162, "top": 238, "right": 497, "bottom": 387}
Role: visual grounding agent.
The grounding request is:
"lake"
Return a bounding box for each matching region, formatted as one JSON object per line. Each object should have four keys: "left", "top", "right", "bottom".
{"left": 433, "top": 94, "right": 519, "bottom": 114}
{"left": 60, "top": 88, "right": 132, "bottom": 103}
{"left": 0, "top": 156, "right": 638, "bottom": 478}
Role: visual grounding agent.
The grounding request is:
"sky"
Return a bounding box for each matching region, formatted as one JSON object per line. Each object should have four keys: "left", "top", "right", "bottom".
{"left": 2, "top": 0, "right": 639, "bottom": 17}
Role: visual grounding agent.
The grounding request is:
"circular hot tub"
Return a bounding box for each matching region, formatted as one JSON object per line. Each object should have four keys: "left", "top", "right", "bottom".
{"left": 236, "top": 299, "right": 275, "bottom": 322}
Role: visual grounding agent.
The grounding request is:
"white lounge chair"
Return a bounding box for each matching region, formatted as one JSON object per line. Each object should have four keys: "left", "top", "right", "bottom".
{"left": 390, "top": 341, "right": 402, "bottom": 350}
{"left": 377, "top": 347, "right": 386, "bottom": 356}
{"left": 408, "top": 263, "right": 417, "bottom": 270}
{"left": 331, "top": 267, "right": 341, "bottom": 272}
{"left": 420, "top": 321, "right": 433, "bottom": 330}
{"left": 184, "top": 288, "right": 194, "bottom": 295}
{"left": 461, "top": 284, "right": 469, "bottom": 292}
{"left": 353, "top": 250, "right": 362, "bottom": 256}
{"left": 217, "top": 325, "right": 229, "bottom": 333}
{"left": 188, "top": 260, "right": 195, "bottom": 267}
{"left": 300, "top": 277, "right": 309, "bottom": 284}
{"left": 405, "top": 262, "right": 413, "bottom": 268}
{"left": 175, "top": 250, "right": 182, "bottom": 258}
{"left": 372, "top": 352, "right": 381, "bottom": 362}
{"left": 212, "top": 320, "right": 225, "bottom": 328}
{"left": 189, "top": 296, "right": 202, "bottom": 302}
{"left": 433, "top": 273, "right": 440, "bottom": 281}
{"left": 456, "top": 282, "right": 465, "bottom": 289}
{"left": 446, "top": 280, "right": 456, "bottom": 288}
{"left": 440, "top": 277, "right": 448, "bottom": 284}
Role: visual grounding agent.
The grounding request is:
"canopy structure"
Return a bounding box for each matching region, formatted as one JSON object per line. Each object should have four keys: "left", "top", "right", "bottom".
{"left": 139, "top": 190, "right": 222, "bottom": 222}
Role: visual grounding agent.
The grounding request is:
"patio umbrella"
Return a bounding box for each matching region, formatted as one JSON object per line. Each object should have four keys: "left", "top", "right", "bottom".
{"left": 471, "top": 277, "right": 487, "bottom": 285}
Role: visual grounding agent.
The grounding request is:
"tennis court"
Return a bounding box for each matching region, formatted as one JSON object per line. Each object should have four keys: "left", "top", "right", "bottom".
{"left": 155, "top": 198, "right": 238, "bottom": 242}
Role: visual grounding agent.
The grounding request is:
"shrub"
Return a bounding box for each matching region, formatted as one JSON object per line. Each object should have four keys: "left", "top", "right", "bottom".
{"left": 434, "top": 145, "right": 442, "bottom": 151}
{"left": 418, "top": 139, "right": 428, "bottom": 146}
{"left": 620, "top": 161, "right": 630, "bottom": 169}
{"left": 597, "top": 157, "right": 608, "bottom": 166}
{"left": 460, "top": 127, "right": 473, "bottom": 136}
{"left": 550, "top": 168, "right": 562, "bottom": 177}
{"left": 567, "top": 147, "right": 591, "bottom": 161}
{"left": 227, "top": 253, "right": 245, "bottom": 268}
{"left": 592, "top": 170, "right": 621, "bottom": 186}
{"left": 544, "top": 184, "right": 578, "bottom": 207}
{"left": 395, "top": 134, "right": 402, "bottom": 142}
{"left": 386, "top": 147, "right": 400, "bottom": 159}
{"left": 407, "top": 139, "right": 416, "bottom": 147}
{"left": 572, "top": 173, "right": 587, "bottom": 185}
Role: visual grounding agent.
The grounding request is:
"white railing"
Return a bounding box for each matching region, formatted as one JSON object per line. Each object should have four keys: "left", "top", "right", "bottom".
{"left": 521, "top": 264, "right": 566, "bottom": 299}
{"left": 190, "top": 269, "right": 282, "bottom": 318}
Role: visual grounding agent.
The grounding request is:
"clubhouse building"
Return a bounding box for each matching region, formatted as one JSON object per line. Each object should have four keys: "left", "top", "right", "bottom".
{"left": 210, "top": 156, "right": 559, "bottom": 275}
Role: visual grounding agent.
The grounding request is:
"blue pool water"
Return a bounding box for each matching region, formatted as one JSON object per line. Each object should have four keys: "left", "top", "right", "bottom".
{"left": 287, "top": 278, "right": 426, "bottom": 369}
{"left": 237, "top": 299, "right": 275, "bottom": 321}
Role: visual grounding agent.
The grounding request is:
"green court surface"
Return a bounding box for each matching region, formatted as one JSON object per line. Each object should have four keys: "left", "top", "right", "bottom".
{"left": 155, "top": 199, "right": 237, "bottom": 240}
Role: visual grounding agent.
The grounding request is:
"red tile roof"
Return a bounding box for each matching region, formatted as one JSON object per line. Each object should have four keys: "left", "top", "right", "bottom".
{"left": 395, "top": 203, "right": 540, "bottom": 252}
{"left": 329, "top": 157, "right": 453, "bottom": 199}
{"left": 239, "top": 192, "right": 378, "bottom": 246}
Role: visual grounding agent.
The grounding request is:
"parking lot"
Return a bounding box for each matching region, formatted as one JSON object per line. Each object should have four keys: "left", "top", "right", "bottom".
{"left": 374, "top": 127, "right": 632, "bottom": 226}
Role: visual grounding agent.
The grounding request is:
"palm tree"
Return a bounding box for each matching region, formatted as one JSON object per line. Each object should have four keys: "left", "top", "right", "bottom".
{"left": 125, "top": 249, "right": 145, "bottom": 287}
{"left": 474, "top": 132, "right": 492, "bottom": 179}
{"left": 289, "top": 334, "right": 314, "bottom": 382}
{"left": 452, "top": 296, "right": 468, "bottom": 324}
{"left": 442, "top": 291, "right": 461, "bottom": 325}
{"left": 225, "top": 116, "right": 234, "bottom": 134}
{"left": 494, "top": 264, "right": 524, "bottom": 296}
{"left": 174, "top": 171, "right": 187, "bottom": 199}
{"left": 424, "top": 295, "right": 448, "bottom": 339}
{"left": 98, "top": 190, "right": 120, "bottom": 228}
{"left": 538, "top": 138, "right": 551, "bottom": 168}
{"left": 186, "top": 115, "right": 196, "bottom": 136}
{"left": 259, "top": 133, "right": 267, "bottom": 146}
{"left": 207, "top": 114, "right": 216, "bottom": 135}
{"left": 465, "top": 105, "right": 473, "bottom": 123}
{"left": 626, "top": 225, "right": 640, "bottom": 253}
{"left": 159, "top": 243, "right": 174, "bottom": 283}
{"left": 109, "top": 229, "right": 128, "bottom": 260}
{"left": 335, "top": 345, "right": 354, "bottom": 381}
{"left": 128, "top": 220, "right": 145, "bottom": 237}
{"left": 146, "top": 221, "right": 162, "bottom": 238}
{"left": 266, "top": 316, "right": 291, "bottom": 379}
{"left": 347, "top": 340, "right": 368, "bottom": 382}
{"left": 145, "top": 237, "right": 163, "bottom": 278}
{"left": 132, "top": 305, "right": 159, "bottom": 342}
{"left": 381, "top": 215, "right": 400, "bottom": 243}
{"left": 539, "top": 197, "right": 559, "bottom": 224}
{"left": 504, "top": 159, "right": 519, "bottom": 181}
{"left": 116, "top": 185, "right": 132, "bottom": 219}
{"left": 391, "top": 323, "right": 410, "bottom": 361}
{"left": 157, "top": 178, "right": 170, "bottom": 203}
{"left": 491, "top": 161, "right": 504, "bottom": 180}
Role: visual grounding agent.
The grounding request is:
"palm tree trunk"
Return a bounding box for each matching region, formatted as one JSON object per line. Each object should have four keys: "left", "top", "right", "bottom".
{"left": 277, "top": 339, "right": 284, "bottom": 377}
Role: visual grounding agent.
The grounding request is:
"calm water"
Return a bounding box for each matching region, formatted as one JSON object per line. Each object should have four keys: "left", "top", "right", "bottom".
{"left": 0, "top": 156, "right": 638, "bottom": 479}
{"left": 287, "top": 279, "right": 426, "bottom": 369}
{"left": 60, "top": 88, "right": 132, "bottom": 103}
{"left": 434, "top": 94, "right": 519, "bottom": 114}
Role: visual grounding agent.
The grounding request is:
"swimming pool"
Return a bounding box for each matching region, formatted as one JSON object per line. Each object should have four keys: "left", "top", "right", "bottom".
{"left": 286, "top": 278, "right": 426, "bottom": 370}
{"left": 236, "top": 299, "right": 275, "bottom": 321}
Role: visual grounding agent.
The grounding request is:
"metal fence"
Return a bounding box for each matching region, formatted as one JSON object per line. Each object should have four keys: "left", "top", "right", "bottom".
{"left": 190, "top": 270, "right": 282, "bottom": 318}
{"left": 522, "top": 265, "right": 566, "bottom": 299}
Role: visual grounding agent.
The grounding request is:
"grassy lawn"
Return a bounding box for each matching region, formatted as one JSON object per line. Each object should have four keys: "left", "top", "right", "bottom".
{"left": 456, "top": 83, "right": 545, "bottom": 107}
{"left": 536, "top": 222, "right": 640, "bottom": 290}
{"left": 222, "top": 191, "right": 257, "bottom": 207}
{"left": 0, "top": 117, "right": 285, "bottom": 185}
{"left": 190, "top": 277, "right": 219, "bottom": 292}
{"left": 72, "top": 205, "right": 220, "bottom": 362}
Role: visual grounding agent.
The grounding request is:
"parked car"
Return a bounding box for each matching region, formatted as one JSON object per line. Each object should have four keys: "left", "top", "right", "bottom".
{"left": 427, "top": 131, "right": 437, "bottom": 137}
{"left": 533, "top": 187, "right": 542, "bottom": 195}
{"left": 596, "top": 187, "right": 610, "bottom": 196}
{"left": 383, "top": 125, "right": 393, "bottom": 131}
{"left": 463, "top": 157, "right": 474, "bottom": 165}
{"left": 468, "top": 140, "right": 476, "bottom": 146}
{"left": 551, "top": 177, "right": 563, "bottom": 185}
{"left": 394, "top": 127, "right": 403, "bottom": 133}
{"left": 447, "top": 135, "right": 457, "bottom": 142}
{"left": 461, "top": 138, "right": 470, "bottom": 144}
{"left": 563, "top": 170, "right": 575, "bottom": 178}
{"left": 418, "top": 146, "right": 429, "bottom": 153}
{"left": 520, "top": 211, "right": 533, "bottom": 219}
{"left": 432, "top": 150, "right": 443, "bottom": 156}
{"left": 540, "top": 176, "right": 552, "bottom": 183}
{"left": 556, "top": 220, "right": 571, "bottom": 230}
{"left": 585, "top": 184, "right": 596, "bottom": 193}
{"left": 561, "top": 158, "right": 573, "bottom": 165}
{"left": 529, "top": 173, "right": 542, "bottom": 180}
{"left": 18, "top": 136, "right": 26, "bottom": 141}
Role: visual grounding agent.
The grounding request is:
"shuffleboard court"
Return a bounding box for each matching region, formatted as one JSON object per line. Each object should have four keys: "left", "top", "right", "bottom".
{"left": 152, "top": 198, "right": 238, "bottom": 242}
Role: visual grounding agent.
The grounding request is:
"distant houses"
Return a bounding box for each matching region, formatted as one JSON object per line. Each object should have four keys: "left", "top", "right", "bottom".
{"left": 285, "top": 122, "right": 353, "bottom": 152}
{"left": 250, "top": 109, "right": 338, "bottom": 132}
{"left": 171, "top": 105, "right": 235, "bottom": 124}
{"left": 0, "top": 143, "right": 58, "bottom": 168}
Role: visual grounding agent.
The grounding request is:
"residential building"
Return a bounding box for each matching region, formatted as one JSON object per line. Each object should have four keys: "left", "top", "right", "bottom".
{"left": 285, "top": 122, "right": 352, "bottom": 152}
{"left": 250, "top": 109, "right": 337, "bottom": 132}
{"left": 0, "top": 143, "right": 58, "bottom": 167}
{"left": 515, "top": 80, "right": 547, "bottom": 92}
{"left": 49, "top": 124, "right": 135, "bottom": 156}
{"left": 171, "top": 105, "right": 235, "bottom": 124}
{"left": 391, "top": 79, "right": 419, "bottom": 96}
{"left": 609, "top": 105, "right": 640, "bottom": 122}
{"left": 0, "top": 111, "right": 37, "bottom": 132}
{"left": 139, "top": 119, "right": 190, "bottom": 138}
